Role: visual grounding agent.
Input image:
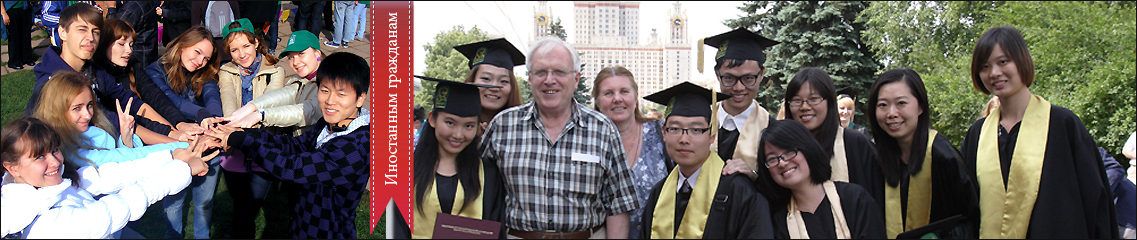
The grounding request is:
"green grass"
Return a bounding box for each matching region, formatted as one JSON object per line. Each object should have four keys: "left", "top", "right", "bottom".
{"left": 1, "top": 69, "right": 36, "bottom": 126}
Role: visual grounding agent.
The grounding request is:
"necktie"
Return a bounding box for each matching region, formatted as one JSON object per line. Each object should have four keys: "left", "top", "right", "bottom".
{"left": 675, "top": 179, "right": 693, "bottom": 233}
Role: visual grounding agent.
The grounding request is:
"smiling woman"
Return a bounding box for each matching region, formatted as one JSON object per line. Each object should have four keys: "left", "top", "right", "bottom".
{"left": 590, "top": 65, "right": 672, "bottom": 239}
{"left": 782, "top": 67, "right": 882, "bottom": 202}
{"left": 142, "top": 25, "right": 225, "bottom": 239}
{"left": 213, "top": 18, "right": 288, "bottom": 239}
{"left": 755, "top": 119, "right": 886, "bottom": 239}
{"left": 453, "top": 38, "right": 525, "bottom": 138}
{"left": 960, "top": 26, "right": 1118, "bottom": 239}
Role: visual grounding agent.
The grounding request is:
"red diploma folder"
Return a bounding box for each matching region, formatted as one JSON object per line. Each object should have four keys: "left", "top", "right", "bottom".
{"left": 431, "top": 213, "right": 501, "bottom": 239}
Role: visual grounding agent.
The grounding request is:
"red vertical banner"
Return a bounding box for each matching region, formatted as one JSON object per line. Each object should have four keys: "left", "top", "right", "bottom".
{"left": 370, "top": 1, "right": 413, "bottom": 235}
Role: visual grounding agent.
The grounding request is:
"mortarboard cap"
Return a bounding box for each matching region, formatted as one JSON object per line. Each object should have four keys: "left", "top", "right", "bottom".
{"left": 703, "top": 28, "right": 781, "bottom": 65}
{"left": 836, "top": 86, "right": 857, "bottom": 101}
{"left": 453, "top": 38, "right": 526, "bottom": 70}
{"left": 414, "top": 75, "right": 502, "bottom": 118}
{"left": 644, "top": 82, "right": 730, "bottom": 123}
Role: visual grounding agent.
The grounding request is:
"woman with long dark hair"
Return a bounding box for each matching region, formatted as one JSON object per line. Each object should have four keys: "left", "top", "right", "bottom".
{"left": 867, "top": 68, "right": 978, "bottom": 238}
{"left": 406, "top": 76, "right": 506, "bottom": 238}
{"left": 959, "top": 26, "right": 1116, "bottom": 239}
{"left": 756, "top": 119, "right": 886, "bottom": 239}
{"left": 95, "top": 18, "right": 198, "bottom": 143}
{"left": 782, "top": 67, "right": 882, "bottom": 199}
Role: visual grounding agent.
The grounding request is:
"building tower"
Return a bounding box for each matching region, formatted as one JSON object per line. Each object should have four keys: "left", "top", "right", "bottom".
{"left": 533, "top": 1, "right": 553, "bottom": 40}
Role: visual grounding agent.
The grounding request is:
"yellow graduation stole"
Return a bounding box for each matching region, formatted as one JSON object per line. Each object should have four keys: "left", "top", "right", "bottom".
{"left": 885, "top": 130, "right": 937, "bottom": 238}
{"left": 977, "top": 95, "right": 1050, "bottom": 239}
{"left": 831, "top": 127, "right": 850, "bottom": 182}
{"left": 787, "top": 181, "right": 852, "bottom": 239}
{"left": 412, "top": 161, "right": 486, "bottom": 239}
{"left": 650, "top": 154, "right": 725, "bottom": 239}
{"left": 710, "top": 101, "right": 771, "bottom": 171}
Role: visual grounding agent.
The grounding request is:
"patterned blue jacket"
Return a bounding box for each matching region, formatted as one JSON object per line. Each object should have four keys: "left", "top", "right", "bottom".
{"left": 228, "top": 117, "right": 370, "bottom": 239}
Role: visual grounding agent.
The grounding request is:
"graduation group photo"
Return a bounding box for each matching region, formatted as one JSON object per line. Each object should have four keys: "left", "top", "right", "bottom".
{"left": 1, "top": 1, "right": 377, "bottom": 239}
{"left": 400, "top": 1, "right": 1135, "bottom": 239}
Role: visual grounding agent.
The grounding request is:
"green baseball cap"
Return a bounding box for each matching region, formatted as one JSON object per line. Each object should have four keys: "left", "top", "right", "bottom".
{"left": 279, "top": 30, "right": 321, "bottom": 59}
{"left": 221, "top": 18, "right": 255, "bottom": 39}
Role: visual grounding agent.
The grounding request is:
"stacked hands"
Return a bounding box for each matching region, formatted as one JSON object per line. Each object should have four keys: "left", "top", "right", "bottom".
{"left": 164, "top": 103, "right": 258, "bottom": 143}
{"left": 122, "top": 100, "right": 252, "bottom": 177}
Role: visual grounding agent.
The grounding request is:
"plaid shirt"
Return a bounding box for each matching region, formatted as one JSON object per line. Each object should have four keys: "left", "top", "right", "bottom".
{"left": 480, "top": 100, "right": 639, "bottom": 232}
{"left": 229, "top": 110, "right": 370, "bottom": 239}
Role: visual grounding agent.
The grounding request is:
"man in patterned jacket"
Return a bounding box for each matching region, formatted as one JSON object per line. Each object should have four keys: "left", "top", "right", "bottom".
{"left": 207, "top": 52, "right": 370, "bottom": 238}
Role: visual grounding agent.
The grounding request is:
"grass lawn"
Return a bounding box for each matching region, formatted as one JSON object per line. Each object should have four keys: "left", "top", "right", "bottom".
{"left": 1, "top": 69, "right": 35, "bottom": 127}
{"left": 1, "top": 68, "right": 386, "bottom": 238}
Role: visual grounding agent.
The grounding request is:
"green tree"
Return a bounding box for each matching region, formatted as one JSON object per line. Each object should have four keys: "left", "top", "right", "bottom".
{"left": 859, "top": 1, "right": 1135, "bottom": 159}
{"left": 859, "top": 1, "right": 1002, "bottom": 145}
{"left": 725, "top": 1, "right": 880, "bottom": 128}
{"left": 414, "top": 25, "right": 489, "bottom": 110}
{"left": 517, "top": 76, "right": 532, "bottom": 103}
{"left": 985, "top": 1, "right": 1135, "bottom": 157}
{"left": 548, "top": 17, "right": 567, "bottom": 40}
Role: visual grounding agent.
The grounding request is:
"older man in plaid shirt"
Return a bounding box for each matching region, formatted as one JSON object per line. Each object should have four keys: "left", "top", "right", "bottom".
{"left": 480, "top": 36, "right": 639, "bottom": 239}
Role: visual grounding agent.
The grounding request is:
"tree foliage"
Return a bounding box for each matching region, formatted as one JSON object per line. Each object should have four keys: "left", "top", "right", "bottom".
{"left": 726, "top": 1, "right": 880, "bottom": 128}
{"left": 860, "top": 1, "right": 1136, "bottom": 159}
{"left": 548, "top": 17, "right": 567, "bottom": 41}
{"left": 414, "top": 25, "right": 489, "bottom": 110}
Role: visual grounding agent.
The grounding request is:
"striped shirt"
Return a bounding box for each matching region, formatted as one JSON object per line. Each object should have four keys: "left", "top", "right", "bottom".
{"left": 480, "top": 100, "right": 639, "bottom": 232}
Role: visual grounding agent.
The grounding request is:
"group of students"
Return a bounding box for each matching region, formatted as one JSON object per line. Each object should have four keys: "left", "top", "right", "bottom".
{"left": 402, "top": 24, "right": 1120, "bottom": 239}
{"left": 2, "top": 3, "right": 371, "bottom": 239}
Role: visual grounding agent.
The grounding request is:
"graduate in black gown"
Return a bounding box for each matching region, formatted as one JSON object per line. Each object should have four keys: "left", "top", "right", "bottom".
{"left": 782, "top": 67, "right": 883, "bottom": 201}
{"left": 394, "top": 76, "right": 507, "bottom": 239}
{"left": 756, "top": 120, "right": 886, "bottom": 239}
{"left": 867, "top": 68, "right": 979, "bottom": 238}
{"left": 639, "top": 82, "right": 775, "bottom": 239}
{"left": 959, "top": 26, "right": 1117, "bottom": 239}
{"left": 700, "top": 28, "right": 779, "bottom": 181}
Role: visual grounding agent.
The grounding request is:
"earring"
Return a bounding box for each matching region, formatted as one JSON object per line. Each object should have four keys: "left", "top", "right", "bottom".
{"left": 317, "top": 57, "right": 321, "bottom": 61}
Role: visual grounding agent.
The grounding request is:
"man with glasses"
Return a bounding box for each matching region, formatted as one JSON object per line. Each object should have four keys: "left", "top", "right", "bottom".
{"left": 479, "top": 36, "right": 638, "bottom": 239}
{"left": 639, "top": 82, "right": 774, "bottom": 239}
{"left": 703, "top": 28, "right": 781, "bottom": 181}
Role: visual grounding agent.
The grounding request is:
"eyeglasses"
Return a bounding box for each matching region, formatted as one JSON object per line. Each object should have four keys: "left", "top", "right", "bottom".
{"left": 530, "top": 68, "right": 575, "bottom": 80}
{"left": 788, "top": 97, "right": 825, "bottom": 108}
{"left": 663, "top": 127, "right": 711, "bottom": 136}
{"left": 719, "top": 74, "right": 759, "bottom": 87}
{"left": 764, "top": 148, "right": 799, "bottom": 168}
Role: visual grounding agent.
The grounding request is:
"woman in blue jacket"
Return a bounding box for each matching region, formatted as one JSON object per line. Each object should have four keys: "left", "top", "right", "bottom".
{"left": 144, "top": 25, "right": 223, "bottom": 239}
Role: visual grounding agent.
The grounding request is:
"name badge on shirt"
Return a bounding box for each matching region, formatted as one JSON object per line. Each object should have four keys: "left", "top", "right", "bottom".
{"left": 571, "top": 152, "right": 601, "bottom": 163}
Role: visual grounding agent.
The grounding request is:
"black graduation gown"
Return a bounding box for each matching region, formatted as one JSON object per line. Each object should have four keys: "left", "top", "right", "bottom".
{"left": 842, "top": 129, "right": 884, "bottom": 205}
{"left": 717, "top": 115, "right": 777, "bottom": 161}
{"left": 640, "top": 173, "right": 776, "bottom": 239}
{"left": 872, "top": 134, "right": 980, "bottom": 238}
{"left": 392, "top": 158, "right": 508, "bottom": 239}
{"left": 772, "top": 181, "right": 887, "bottom": 239}
{"left": 960, "top": 105, "right": 1118, "bottom": 239}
